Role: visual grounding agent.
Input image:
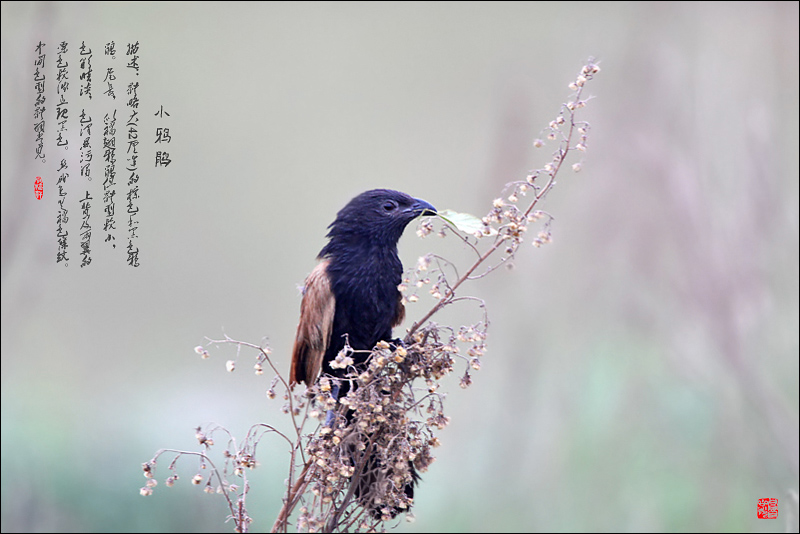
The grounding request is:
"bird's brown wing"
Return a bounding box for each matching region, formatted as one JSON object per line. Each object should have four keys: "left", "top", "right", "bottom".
{"left": 289, "top": 260, "right": 336, "bottom": 388}
{"left": 393, "top": 294, "right": 406, "bottom": 328}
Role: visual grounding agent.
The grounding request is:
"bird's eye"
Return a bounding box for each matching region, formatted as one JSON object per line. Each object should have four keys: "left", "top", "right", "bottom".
{"left": 383, "top": 200, "right": 398, "bottom": 212}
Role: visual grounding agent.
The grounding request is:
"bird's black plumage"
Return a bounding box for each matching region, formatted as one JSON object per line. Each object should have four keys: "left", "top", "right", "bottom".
{"left": 290, "top": 188, "right": 436, "bottom": 517}
{"left": 320, "top": 190, "right": 436, "bottom": 374}
{"left": 291, "top": 189, "right": 436, "bottom": 385}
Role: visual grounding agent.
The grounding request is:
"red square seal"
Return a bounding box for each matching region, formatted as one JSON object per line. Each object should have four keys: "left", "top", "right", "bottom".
{"left": 757, "top": 498, "right": 778, "bottom": 519}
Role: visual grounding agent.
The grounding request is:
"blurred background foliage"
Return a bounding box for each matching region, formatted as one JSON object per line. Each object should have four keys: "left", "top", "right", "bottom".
{"left": 1, "top": 2, "right": 797, "bottom": 532}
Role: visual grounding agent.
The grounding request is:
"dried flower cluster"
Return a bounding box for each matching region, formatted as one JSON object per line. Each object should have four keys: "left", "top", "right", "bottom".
{"left": 142, "top": 58, "right": 598, "bottom": 533}
{"left": 141, "top": 420, "right": 289, "bottom": 532}
{"left": 296, "top": 330, "right": 459, "bottom": 530}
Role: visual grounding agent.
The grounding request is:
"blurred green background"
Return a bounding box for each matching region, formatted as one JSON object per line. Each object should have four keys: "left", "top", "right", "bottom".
{"left": 2, "top": 2, "right": 798, "bottom": 532}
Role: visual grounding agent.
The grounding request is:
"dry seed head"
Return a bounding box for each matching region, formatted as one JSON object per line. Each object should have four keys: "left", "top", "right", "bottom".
{"left": 225, "top": 360, "right": 236, "bottom": 373}
{"left": 460, "top": 372, "right": 473, "bottom": 389}
{"left": 583, "top": 63, "right": 600, "bottom": 75}
{"left": 319, "top": 376, "right": 331, "bottom": 392}
{"left": 533, "top": 138, "right": 543, "bottom": 148}
{"left": 192, "top": 474, "right": 203, "bottom": 485}
{"left": 416, "top": 219, "right": 434, "bottom": 238}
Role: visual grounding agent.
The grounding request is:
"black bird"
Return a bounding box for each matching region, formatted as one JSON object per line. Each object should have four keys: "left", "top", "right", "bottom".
{"left": 289, "top": 188, "right": 436, "bottom": 516}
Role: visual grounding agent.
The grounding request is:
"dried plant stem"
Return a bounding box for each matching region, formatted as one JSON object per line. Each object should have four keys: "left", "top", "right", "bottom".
{"left": 324, "top": 441, "right": 374, "bottom": 532}
{"left": 271, "top": 460, "right": 314, "bottom": 533}
{"left": 408, "top": 75, "right": 589, "bottom": 340}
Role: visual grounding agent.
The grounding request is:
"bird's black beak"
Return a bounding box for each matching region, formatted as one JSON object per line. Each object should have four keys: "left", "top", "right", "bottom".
{"left": 408, "top": 198, "right": 437, "bottom": 217}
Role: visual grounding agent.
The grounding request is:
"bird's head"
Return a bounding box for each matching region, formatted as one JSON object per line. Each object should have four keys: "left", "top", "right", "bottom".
{"left": 323, "top": 189, "right": 437, "bottom": 250}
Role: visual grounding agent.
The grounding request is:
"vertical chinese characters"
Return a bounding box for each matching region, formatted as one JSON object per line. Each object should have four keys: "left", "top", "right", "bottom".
{"left": 154, "top": 105, "right": 172, "bottom": 168}
{"left": 103, "top": 41, "right": 116, "bottom": 99}
{"left": 80, "top": 191, "right": 93, "bottom": 267}
{"left": 56, "top": 158, "right": 69, "bottom": 264}
{"left": 103, "top": 110, "right": 117, "bottom": 247}
{"left": 126, "top": 41, "right": 140, "bottom": 75}
{"left": 79, "top": 41, "right": 93, "bottom": 100}
{"left": 79, "top": 43, "right": 94, "bottom": 268}
{"left": 34, "top": 38, "right": 156, "bottom": 266}
{"left": 33, "top": 42, "right": 46, "bottom": 162}
{"left": 125, "top": 41, "right": 141, "bottom": 267}
{"left": 55, "top": 42, "right": 70, "bottom": 265}
{"left": 55, "top": 42, "right": 69, "bottom": 148}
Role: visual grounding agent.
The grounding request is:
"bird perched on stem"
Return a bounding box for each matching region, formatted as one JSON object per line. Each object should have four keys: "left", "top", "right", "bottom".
{"left": 289, "top": 188, "right": 436, "bottom": 517}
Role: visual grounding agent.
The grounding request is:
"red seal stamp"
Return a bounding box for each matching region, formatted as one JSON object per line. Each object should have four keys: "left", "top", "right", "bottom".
{"left": 757, "top": 498, "right": 778, "bottom": 519}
